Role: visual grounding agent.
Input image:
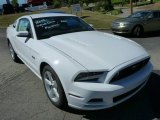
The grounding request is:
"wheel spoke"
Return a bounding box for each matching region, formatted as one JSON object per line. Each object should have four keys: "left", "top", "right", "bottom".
{"left": 44, "top": 70, "right": 60, "bottom": 103}
{"left": 53, "top": 88, "right": 59, "bottom": 99}
{"left": 48, "top": 88, "right": 54, "bottom": 98}
{"left": 44, "top": 78, "right": 51, "bottom": 86}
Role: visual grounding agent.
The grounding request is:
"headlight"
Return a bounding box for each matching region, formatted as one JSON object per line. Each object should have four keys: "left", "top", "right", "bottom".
{"left": 119, "top": 22, "right": 130, "bottom": 27}
{"left": 74, "top": 72, "right": 104, "bottom": 82}
{"left": 119, "top": 23, "right": 125, "bottom": 27}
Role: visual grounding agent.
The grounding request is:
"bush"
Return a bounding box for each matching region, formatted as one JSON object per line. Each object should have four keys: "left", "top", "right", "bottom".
{"left": 53, "top": 0, "right": 61, "bottom": 8}
{"left": 95, "top": 1, "right": 113, "bottom": 12}
{"left": 110, "top": 9, "right": 123, "bottom": 15}
{"left": 107, "top": 9, "right": 123, "bottom": 15}
{"left": 68, "top": 0, "right": 79, "bottom": 7}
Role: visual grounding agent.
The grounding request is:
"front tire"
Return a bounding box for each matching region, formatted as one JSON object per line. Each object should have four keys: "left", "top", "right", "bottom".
{"left": 42, "top": 65, "right": 67, "bottom": 109}
{"left": 132, "top": 26, "right": 143, "bottom": 37}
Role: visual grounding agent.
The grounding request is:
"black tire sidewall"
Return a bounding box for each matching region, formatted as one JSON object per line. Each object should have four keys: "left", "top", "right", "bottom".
{"left": 133, "top": 26, "right": 143, "bottom": 37}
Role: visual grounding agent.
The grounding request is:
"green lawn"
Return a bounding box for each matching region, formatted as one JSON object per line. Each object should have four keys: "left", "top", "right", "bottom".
{"left": 0, "top": 7, "right": 118, "bottom": 29}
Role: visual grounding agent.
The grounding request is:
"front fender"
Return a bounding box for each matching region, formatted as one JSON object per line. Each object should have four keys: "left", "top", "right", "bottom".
{"left": 39, "top": 51, "right": 87, "bottom": 96}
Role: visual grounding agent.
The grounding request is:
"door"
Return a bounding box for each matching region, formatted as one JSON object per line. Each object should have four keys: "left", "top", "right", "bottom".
{"left": 15, "top": 18, "right": 34, "bottom": 67}
{"left": 152, "top": 11, "right": 160, "bottom": 31}
{"left": 15, "top": 18, "right": 40, "bottom": 73}
{"left": 144, "top": 12, "right": 160, "bottom": 32}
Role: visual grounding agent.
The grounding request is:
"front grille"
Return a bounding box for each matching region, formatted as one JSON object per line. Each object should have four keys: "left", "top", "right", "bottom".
{"left": 110, "top": 58, "right": 150, "bottom": 83}
{"left": 113, "top": 81, "right": 145, "bottom": 103}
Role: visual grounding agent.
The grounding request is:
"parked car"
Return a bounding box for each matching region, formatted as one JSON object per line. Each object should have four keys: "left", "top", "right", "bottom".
{"left": 111, "top": 10, "right": 160, "bottom": 37}
{"left": 2, "top": 4, "right": 15, "bottom": 14}
{"left": 0, "top": 9, "right": 2, "bottom": 15}
{"left": 0, "top": 5, "right": 3, "bottom": 15}
{"left": 7, "top": 13, "right": 152, "bottom": 110}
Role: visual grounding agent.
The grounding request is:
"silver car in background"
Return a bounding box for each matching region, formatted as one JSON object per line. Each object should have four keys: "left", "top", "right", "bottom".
{"left": 111, "top": 10, "right": 160, "bottom": 37}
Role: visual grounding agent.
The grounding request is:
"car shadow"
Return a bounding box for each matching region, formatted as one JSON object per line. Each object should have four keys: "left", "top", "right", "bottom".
{"left": 142, "top": 31, "right": 160, "bottom": 38}
{"left": 64, "top": 70, "right": 160, "bottom": 120}
{"left": 118, "top": 31, "right": 160, "bottom": 38}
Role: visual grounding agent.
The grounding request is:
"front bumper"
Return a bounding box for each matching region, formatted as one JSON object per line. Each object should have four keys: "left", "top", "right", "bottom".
{"left": 111, "top": 24, "right": 133, "bottom": 34}
{"left": 67, "top": 62, "right": 152, "bottom": 110}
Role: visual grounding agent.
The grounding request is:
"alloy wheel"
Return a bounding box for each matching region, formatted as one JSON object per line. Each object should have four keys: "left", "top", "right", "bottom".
{"left": 9, "top": 43, "right": 15, "bottom": 60}
{"left": 44, "top": 71, "right": 60, "bottom": 103}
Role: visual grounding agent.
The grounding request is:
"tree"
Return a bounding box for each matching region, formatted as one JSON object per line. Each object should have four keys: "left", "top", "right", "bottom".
{"left": 6, "top": 0, "right": 10, "bottom": 4}
{"left": 82, "top": 0, "right": 97, "bottom": 6}
{"left": 130, "top": 0, "right": 133, "bottom": 14}
{"left": 11, "top": 0, "right": 18, "bottom": 6}
{"left": 104, "top": 0, "right": 113, "bottom": 11}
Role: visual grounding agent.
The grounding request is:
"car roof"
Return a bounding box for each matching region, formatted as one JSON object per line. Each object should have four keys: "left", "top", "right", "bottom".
{"left": 42, "top": 10, "right": 66, "bottom": 14}
{"left": 28, "top": 13, "right": 75, "bottom": 19}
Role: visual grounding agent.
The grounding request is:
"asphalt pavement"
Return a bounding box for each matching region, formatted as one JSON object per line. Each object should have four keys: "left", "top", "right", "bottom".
{"left": 0, "top": 28, "right": 160, "bottom": 120}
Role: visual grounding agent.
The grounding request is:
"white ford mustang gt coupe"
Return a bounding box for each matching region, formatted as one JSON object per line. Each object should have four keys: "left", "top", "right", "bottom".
{"left": 7, "top": 13, "right": 152, "bottom": 110}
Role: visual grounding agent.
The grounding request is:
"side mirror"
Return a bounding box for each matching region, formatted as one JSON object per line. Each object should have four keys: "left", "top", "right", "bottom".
{"left": 13, "top": 24, "right": 15, "bottom": 28}
{"left": 16, "top": 31, "right": 30, "bottom": 37}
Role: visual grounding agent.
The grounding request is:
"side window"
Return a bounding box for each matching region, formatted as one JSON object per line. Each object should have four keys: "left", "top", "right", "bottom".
{"left": 17, "top": 18, "right": 31, "bottom": 32}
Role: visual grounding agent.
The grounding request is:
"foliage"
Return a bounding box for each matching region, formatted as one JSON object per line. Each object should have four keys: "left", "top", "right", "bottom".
{"left": 136, "top": 1, "right": 151, "bottom": 6}
{"left": 82, "top": 0, "right": 97, "bottom": 6}
{"left": 68, "top": 0, "right": 79, "bottom": 6}
{"left": 94, "top": 0, "right": 113, "bottom": 12}
{"left": 53, "top": 0, "right": 62, "bottom": 8}
{"left": 109, "top": 9, "right": 123, "bottom": 15}
{"left": 11, "top": 0, "right": 18, "bottom": 6}
{"left": 104, "top": 0, "right": 114, "bottom": 11}
{"left": 67, "top": 0, "right": 113, "bottom": 11}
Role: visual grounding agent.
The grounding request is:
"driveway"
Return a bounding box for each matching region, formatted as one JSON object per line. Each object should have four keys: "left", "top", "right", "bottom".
{"left": 0, "top": 28, "right": 160, "bottom": 120}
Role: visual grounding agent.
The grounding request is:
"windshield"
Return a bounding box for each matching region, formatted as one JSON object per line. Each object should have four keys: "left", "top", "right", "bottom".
{"left": 33, "top": 16, "right": 94, "bottom": 40}
{"left": 128, "top": 11, "right": 150, "bottom": 18}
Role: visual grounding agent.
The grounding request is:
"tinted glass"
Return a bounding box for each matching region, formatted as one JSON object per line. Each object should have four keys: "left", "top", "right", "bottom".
{"left": 33, "top": 16, "right": 94, "bottom": 40}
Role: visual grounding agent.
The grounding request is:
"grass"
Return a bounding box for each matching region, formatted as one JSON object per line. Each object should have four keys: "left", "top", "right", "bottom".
{"left": 0, "top": 7, "right": 118, "bottom": 29}
{"left": 112, "top": 0, "right": 129, "bottom": 5}
{"left": 136, "top": 1, "right": 151, "bottom": 6}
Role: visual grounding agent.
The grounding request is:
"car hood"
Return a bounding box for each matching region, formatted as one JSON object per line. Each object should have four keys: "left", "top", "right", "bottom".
{"left": 42, "top": 31, "right": 148, "bottom": 71}
{"left": 113, "top": 17, "right": 144, "bottom": 23}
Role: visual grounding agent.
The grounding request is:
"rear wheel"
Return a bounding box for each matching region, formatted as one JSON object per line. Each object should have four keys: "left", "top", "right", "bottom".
{"left": 42, "top": 65, "right": 67, "bottom": 109}
{"left": 132, "top": 26, "right": 143, "bottom": 37}
{"left": 8, "top": 41, "right": 21, "bottom": 63}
